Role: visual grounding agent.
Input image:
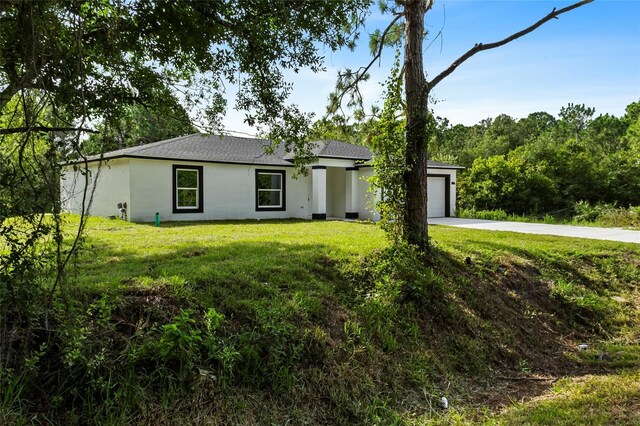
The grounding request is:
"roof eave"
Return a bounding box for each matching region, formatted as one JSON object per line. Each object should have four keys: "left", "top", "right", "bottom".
{"left": 62, "top": 154, "right": 296, "bottom": 168}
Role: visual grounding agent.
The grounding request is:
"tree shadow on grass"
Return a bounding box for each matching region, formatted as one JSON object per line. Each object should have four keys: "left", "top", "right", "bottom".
{"left": 428, "top": 244, "right": 635, "bottom": 375}
{"left": 77, "top": 231, "right": 633, "bottom": 365}
{"left": 462, "top": 239, "right": 596, "bottom": 281}
{"left": 76, "top": 230, "right": 637, "bottom": 372}
{"left": 75, "top": 236, "right": 347, "bottom": 325}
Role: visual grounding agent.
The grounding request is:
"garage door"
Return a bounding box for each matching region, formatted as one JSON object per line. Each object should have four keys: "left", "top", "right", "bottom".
{"left": 427, "top": 176, "right": 446, "bottom": 218}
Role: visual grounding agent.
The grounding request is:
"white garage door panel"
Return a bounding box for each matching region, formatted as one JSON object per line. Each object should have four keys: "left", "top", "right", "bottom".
{"left": 427, "top": 177, "right": 446, "bottom": 218}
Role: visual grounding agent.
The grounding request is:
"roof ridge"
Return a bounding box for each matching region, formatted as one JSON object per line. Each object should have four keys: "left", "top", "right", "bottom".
{"left": 310, "top": 139, "right": 356, "bottom": 155}
{"left": 217, "top": 133, "right": 270, "bottom": 142}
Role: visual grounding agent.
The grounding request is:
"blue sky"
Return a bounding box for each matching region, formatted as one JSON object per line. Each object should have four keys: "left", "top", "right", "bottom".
{"left": 222, "top": 0, "right": 640, "bottom": 135}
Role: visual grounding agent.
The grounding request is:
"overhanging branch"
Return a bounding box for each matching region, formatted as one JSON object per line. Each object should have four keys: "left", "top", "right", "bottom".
{"left": 428, "top": 0, "right": 593, "bottom": 90}
{"left": 0, "top": 126, "right": 98, "bottom": 135}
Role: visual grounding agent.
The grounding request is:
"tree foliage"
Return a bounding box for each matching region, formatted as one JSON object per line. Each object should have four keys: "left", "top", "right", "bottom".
{"left": 367, "top": 56, "right": 407, "bottom": 241}
{"left": 309, "top": 116, "right": 365, "bottom": 146}
{"left": 84, "top": 102, "right": 197, "bottom": 154}
{"left": 1, "top": 0, "right": 370, "bottom": 140}
{"left": 0, "top": 94, "right": 74, "bottom": 359}
{"left": 459, "top": 154, "right": 557, "bottom": 214}
{"left": 451, "top": 101, "right": 640, "bottom": 215}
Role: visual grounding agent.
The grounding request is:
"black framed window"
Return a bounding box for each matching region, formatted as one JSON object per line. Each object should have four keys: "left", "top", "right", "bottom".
{"left": 255, "top": 169, "right": 286, "bottom": 211}
{"left": 172, "top": 165, "right": 204, "bottom": 213}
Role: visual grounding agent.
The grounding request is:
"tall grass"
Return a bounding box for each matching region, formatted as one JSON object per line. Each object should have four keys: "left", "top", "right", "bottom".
{"left": 458, "top": 208, "right": 559, "bottom": 224}
{"left": 574, "top": 201, "right": 640, "bottom": 227}
{"left": 460, "top": 202, "right": 640, "bottom": 229}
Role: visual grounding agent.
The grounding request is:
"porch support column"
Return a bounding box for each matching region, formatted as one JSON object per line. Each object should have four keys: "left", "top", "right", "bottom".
{"left": 312, "top": 166, "right": 327, "bottom": 220}
{"left": 345, "top": 167, "right": 359, "bottom": 219}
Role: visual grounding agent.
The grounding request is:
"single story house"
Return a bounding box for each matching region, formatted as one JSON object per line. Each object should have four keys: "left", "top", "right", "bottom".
{"left": 60, "top": 134, "right": 463, "bottom": 222}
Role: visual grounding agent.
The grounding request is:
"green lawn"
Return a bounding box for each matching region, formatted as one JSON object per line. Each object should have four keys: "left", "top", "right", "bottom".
{"left": 78, "top": 216, "right": 639, "bottom": 291}
{"left": 77, "top": 218, "right": 387, "bottom": 291}
{"left": 3, "top": 216, "right": 638, "bottom": 424}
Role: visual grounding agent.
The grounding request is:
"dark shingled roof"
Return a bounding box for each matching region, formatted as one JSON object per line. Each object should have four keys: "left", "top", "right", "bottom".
{"left": 86, "top": 133, "right": 463, "bottom": 169}
{"left": 310, "top": 139, "right": 372, "bottom": 161}
{"left": 90, "top": 134, "right": 292, "bottom": 166}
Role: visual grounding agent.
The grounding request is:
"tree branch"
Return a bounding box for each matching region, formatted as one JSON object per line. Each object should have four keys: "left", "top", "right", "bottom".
{"left": 0, "top": 126, "right": 98, "bottom": 135}
{"left": 428, "top": 0, "right": 593, "bottom": 90}
{"left": 332, "top": 12, "right": 405, "bottom": 111}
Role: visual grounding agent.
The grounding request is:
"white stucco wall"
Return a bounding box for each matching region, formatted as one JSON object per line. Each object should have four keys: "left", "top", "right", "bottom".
{"left": 60, "top": 159, "right": 131, "bottom": 218}
{"left": 316, "top": 158, "right": 357, "bottom": 168}
{"left": 60, "top": 156, "right": 459, "bottom": 222}
{"left": 127, "top": 159, "right": 312, "bottom": 222}
{"left": 356, "top": 167, "right": 379, "bottom": 221}
{"left": 326, "top": 167, "right": 346, "bottom": 218}
{"left": 355, "top": 166, "right": 458, "bottom": 220}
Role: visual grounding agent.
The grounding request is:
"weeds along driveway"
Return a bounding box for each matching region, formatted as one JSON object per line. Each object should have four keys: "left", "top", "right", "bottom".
{"left": 429, "top": 218, "right": 640, "bottom": 244}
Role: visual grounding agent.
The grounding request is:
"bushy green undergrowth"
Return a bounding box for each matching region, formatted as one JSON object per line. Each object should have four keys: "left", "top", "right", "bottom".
{"left": 459, "top": 208, "right": 558, "bottom": 224}
{"left": 1, "top": 216, "right": 639, "bottom": 424}
{"left": 573, "top": 201, "right": 640, "bottom": 228}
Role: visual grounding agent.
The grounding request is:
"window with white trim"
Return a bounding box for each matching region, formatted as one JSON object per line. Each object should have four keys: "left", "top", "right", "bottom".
{"left": 255, "top": 170, "right": 285, "bottom": 211}
{"left": 173, "top": 165, "right": 203, "bottom": 213}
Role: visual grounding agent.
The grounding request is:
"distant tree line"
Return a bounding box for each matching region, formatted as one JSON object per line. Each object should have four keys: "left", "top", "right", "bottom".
{"left": 426, "top": 101, "right": 640, "bottom": 216}
{"left": 83, "top": 103, "right": 197, "bottom": 155}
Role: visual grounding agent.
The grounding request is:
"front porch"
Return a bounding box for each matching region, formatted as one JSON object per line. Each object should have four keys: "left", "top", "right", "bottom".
{"left": 310, "top": 163, "right": 378, "bottom": 221}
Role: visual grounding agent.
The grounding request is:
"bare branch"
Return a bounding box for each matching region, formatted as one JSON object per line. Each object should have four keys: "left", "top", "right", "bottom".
{"left": 0, "top": 67, "right": 40, "bottom": 111}
{"left": 428, "top": 0, "right": 593, "bottom": 90}
{"left": 424, "top": 17, "right": 444, "bottom": 54}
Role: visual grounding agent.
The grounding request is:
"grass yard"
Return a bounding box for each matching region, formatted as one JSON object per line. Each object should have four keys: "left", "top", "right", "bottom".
{"left": 2, "top": 215, "right": 639, "bottom": 424}
{"left": 494, "top": 370, "right": 640, "bottom": 425}
{"left": 76, "top": 218, "right": 386, "bottom": 291}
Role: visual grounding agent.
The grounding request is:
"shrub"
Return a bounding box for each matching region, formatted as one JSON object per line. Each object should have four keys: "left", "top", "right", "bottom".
{"left": 459, "top": 154, "right": 558, "bottom": 214}
{"left": 458, "top": 208, "right": 509, "bottom": 221}
{"left": 157, "top": 309, "right": 204, "bottom": 378}
{"left": 573, "top": 200, "right": 617, "bottom": 222}
{"left": 600, "top": 206, "right": 640, "bottom": 227}
{"left": 572, "top": 201, "right": 639, "bottom": 227}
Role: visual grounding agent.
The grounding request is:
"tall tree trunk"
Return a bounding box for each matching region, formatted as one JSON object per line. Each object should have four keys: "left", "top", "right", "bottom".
{"left": 403, "top": 0, "right": 430, "bottom": 250}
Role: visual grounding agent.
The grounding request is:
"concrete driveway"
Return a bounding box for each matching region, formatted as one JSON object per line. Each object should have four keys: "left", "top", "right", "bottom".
{"left": 429, "top": 217, "right": 640, "bottom": 244}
